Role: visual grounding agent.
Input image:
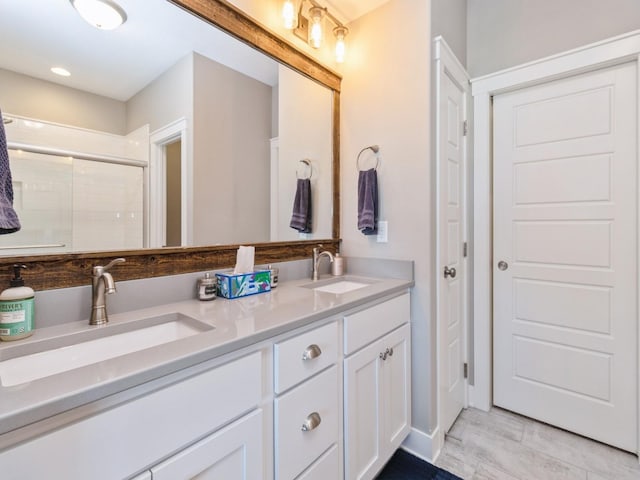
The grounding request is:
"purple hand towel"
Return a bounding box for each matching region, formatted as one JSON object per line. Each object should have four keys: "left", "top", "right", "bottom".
{"left": 290, "top": 178, "right": 312, "bottom": 233}
{"left": 358, "top": 168, "right": 378, "bottom": 235}
{"left": 0, "top": 111, "right": 20, "bottom": 234}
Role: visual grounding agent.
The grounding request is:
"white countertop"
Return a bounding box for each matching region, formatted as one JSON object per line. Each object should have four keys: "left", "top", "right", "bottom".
{"left": 0, "top": 273, "right": 412, "bottom": 439}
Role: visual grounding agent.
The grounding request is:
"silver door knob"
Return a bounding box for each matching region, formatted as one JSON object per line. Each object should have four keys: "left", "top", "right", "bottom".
{"left": 444, "top": 266, "right": 457, "bottom": 279}
{"left": 497, "top": 261, "right": 509, "bottom": 271}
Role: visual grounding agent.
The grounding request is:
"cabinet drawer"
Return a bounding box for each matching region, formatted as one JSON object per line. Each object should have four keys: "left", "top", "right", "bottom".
{"left": 150, "top": 409, "right": 263, "bottom": 480}
{"left": 275, "top": 366, "right": 339, "bottom": 480}
{"left": 296, "top": 444, "right": 339, "bottom": 480}
{"left": 344, "top": 293, "right": 410, "bottom": 355}
{"left": 274, "top": 321, "right": 338, "bottom": 394}
{"left": 0, "top": 352, "right": 263, "bottom": 480}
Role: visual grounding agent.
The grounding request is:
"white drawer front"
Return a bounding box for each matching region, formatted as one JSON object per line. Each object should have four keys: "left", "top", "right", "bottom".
{"left": 344, "top": 293, "right": 410, "bottom": 355}
{"left": 296, "top": 444, "right": 340, "bottom": 480}
{"left": 275, "top": 366, "right": 339, "bottom": 480}
{"left": 0, "top": 352, "right": 263, "bottom": 480}
{"left": 274, "top": 321, "right": 338, "bottom": 394}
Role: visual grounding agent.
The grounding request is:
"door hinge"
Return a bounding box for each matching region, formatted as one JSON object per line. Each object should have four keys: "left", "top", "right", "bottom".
{"left": 463, "top": 363, "right": 468, "bottom": 379}
{"left": 463, "top": 242, "right": 468, "bottom": 258}
{"left": 463, "top": 120, "right": 468, "bottom": 136}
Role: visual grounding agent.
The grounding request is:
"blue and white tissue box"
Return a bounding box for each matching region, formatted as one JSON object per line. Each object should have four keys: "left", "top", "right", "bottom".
{"left": 216, "top": 270, "right": 271, "bottom": 299}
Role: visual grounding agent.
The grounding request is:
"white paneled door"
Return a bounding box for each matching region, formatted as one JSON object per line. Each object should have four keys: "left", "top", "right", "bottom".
{"left": 438, "top": 63, "right": 467, "bottom": 433}
{"left": 493, "top": 62, "right": 638, "bottom": 452}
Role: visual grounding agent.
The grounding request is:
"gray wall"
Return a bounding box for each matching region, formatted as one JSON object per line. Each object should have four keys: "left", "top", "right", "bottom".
{"left": 341, "top": 0, "right": 435, "bottom": 434}
{"left": 431, "top": 0, "right": 467, "bottom": 67}
{"left": 126, "top": 54, "right": 193, "bottom": 134}
{"left": 467, "top": 0, "right": 640, "bottom": 77}
{"left": 192, "top": 53, "right": 272, "bottom": 246}
{"left": 0, "top": 68, "right": 126, "bottom": 134}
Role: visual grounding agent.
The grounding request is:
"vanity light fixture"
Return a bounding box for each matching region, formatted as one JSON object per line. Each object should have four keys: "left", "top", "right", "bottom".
{"left": 334, "top": 26, "right": 347, "bottom": 63}
{"left": 70, "top": 0, "right": 127, "bottom": 30}
{"left": 282, "top": 0, "right": 296, "bottom": 30}
{"left": 283, "top": 0, "right": 349, "bottom": 62}
{"left": 308, "top": 6, "right": 325, "bottom": 49}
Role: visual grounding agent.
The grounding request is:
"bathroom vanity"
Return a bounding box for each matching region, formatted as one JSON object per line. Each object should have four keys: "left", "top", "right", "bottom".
{"left": 0, "top": 268, "right": 412, "bottom": 480}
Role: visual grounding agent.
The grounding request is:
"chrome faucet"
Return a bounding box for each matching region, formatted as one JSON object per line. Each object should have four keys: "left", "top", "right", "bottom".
{"left": 90, "top": 258, "right": 125, "bottom": 325}
{"left": 312, "top": 245, "right": 334, "bottom": 281}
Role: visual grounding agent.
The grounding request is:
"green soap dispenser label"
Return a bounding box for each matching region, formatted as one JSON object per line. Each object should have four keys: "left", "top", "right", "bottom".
{"left": 0, "top": 298, "right": 35, "bottom": 336}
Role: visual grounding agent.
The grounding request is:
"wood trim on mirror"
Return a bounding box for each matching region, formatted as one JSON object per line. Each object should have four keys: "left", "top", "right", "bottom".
{"left": 0, "top": 0, "right": 341, "bottom": 291}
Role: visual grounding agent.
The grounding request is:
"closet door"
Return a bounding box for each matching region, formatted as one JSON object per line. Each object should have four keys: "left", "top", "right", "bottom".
{"left": 493, "top": 62, "right": 638, "bottom": 452}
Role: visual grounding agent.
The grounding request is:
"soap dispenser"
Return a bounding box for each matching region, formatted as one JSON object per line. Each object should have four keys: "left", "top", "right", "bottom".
{"left": 0, "top": 264, "right": 35, "bottom": 341}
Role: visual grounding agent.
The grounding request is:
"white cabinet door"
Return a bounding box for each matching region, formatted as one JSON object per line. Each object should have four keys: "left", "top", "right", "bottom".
{"left": 344, "top": 323, "right": 411, "bottom": 480}
{"left": 381, "top": 324, "right": 411, "bottom": 451}
{"left": 151, "top": 409, "right": 263, "bottom": 480}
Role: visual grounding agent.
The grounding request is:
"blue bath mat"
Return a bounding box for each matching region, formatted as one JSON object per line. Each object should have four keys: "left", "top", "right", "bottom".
{"left": 376, "top": 449, "right": 463, "bottom": 479}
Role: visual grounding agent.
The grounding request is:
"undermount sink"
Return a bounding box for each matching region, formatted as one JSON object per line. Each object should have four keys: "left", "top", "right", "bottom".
{"left": 0, "top": 313, "right": 213, "bottom": 387}
{"left": 302, "top": 277, "right": 375, "bottom": 294}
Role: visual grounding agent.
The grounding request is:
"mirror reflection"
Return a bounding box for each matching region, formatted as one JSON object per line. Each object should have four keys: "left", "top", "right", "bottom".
{"left": 0, "top": 0, "right": 333, "bottom": 256}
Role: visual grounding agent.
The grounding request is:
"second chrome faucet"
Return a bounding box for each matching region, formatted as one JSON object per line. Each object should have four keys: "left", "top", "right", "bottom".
{"left": 312, "top": 246, "right": 334, "bottom": 281}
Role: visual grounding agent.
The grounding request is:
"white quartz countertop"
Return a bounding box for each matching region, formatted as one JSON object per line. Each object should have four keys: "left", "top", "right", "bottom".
{"left": 0, "top": 273, "right": 412, "bottom": 439}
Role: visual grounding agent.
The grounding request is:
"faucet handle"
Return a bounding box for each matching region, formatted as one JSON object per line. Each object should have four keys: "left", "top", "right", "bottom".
{"left": 93, "top": 257, "right": 125, "bottom": 275}
{"left": 103, "top": 257, "right": 126, "bottom": 271}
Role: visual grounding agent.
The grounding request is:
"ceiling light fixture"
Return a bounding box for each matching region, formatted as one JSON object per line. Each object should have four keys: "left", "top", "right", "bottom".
{"left": 51, "top": 67, "right": 71, "bottom": 77}
{"left": 284, "top": 0, "right": 349, "bottom": 63}
{"left": 70, "top": 0, "right": 127, "bottom": 30}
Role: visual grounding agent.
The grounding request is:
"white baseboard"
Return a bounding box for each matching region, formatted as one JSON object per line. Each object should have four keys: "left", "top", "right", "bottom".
{"left": 401, "top": 426, "right": 444, "bottom": 463}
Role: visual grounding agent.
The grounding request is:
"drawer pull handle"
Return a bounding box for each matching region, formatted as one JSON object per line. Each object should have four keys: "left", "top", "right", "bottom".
{"left": 301, "top": 412, "right": 322, "bottom": 432}
{"left": 302, "top": 344, "right": 322, "bottom": 361}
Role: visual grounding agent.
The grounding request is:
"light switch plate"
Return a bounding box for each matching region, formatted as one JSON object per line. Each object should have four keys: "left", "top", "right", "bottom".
{"left": 377, "top": 221, "right": 388, "bottom": 243}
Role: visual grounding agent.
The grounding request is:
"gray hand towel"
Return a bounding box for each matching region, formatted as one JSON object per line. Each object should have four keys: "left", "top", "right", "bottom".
{"left": 290, "top": 178, "right": 312, "bottom": 233}
{"left": 0, "top": 111, "right": 20, "bottom": 234}
{"left": 358, "top": 168, "right": 378, "bottom": 235}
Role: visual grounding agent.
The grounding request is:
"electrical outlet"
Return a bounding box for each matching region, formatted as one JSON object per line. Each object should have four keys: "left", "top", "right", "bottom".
{"left": 377, "top": 221, "right": 388, "bottom": 243}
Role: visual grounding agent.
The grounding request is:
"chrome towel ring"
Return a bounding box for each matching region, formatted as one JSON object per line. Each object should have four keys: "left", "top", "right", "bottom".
{"left": 296, "top": 159, "right": 312, "bottom": 179}
{"left": 356, "top": 145, "right": 380, "bottom": 171}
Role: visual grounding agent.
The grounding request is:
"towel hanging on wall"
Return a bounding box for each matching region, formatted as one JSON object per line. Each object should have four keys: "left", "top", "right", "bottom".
{"left": 358, "top": 168, "right": 378, "bottom": 235}
{"left": 290, "top": 178, "right": 312, "bottom": 233}
{"left": 0, "top": 110, "right": 20, "bottom": 234}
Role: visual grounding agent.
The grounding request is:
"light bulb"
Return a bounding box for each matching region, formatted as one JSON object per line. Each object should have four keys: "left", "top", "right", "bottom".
{"left": 282, "top": 0, "right": 295, "bottom": 30}
{"left": 309, "top": 7, "right": 324, "bottom": 49}
{"left": 334, "top": 26, "right": 347, "bottom": 63}
{"left": 70, "top": 0, "right": 127, "bottom": 30}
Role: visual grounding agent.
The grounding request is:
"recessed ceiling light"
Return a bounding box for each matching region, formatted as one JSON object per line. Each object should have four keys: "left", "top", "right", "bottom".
{"left": 51, "top": 67, "right": 71, "bottom": 77}
{"left": 70, "top": 0, "right": 127, "bottom": 30}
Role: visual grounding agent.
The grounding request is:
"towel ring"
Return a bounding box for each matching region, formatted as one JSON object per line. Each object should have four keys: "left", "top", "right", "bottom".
{"left": 356, "top": 145, "right": 380, "bottom": 171}
{"left": 296, "top": 159, "right": 312, "bottom": 179}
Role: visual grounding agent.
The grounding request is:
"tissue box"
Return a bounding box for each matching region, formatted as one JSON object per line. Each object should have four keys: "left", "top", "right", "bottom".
{"left": 216, "top": 270, "right": 271, "bottom": 299}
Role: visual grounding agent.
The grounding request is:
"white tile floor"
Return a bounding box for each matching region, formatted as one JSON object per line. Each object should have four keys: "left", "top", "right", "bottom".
{"left": 435, "top": 407, "right": 640, "bottom": 480}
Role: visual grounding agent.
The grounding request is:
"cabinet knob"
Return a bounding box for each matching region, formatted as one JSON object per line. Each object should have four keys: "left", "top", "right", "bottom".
{"left": 387, "top": 347, "right": 394, "bottom": 357}
{"left": 302, "top": 344, "right": 322, "bottom": 361}
{"left": 379, "top": 351, "right": 388, "bottom": 361}
{"left": 301, "top": 412, "right": 322, "bottom": 432}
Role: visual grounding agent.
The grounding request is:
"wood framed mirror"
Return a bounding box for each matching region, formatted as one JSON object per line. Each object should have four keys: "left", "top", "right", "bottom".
{"left": 0, "top": 0, "right": 341, "bottom": 290}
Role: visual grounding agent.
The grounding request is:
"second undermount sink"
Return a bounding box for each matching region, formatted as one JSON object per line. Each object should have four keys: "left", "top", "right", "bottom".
{"left": 302, "top": 276, "right": 376, "bottom": 294}
{"left": 0, "top": 313, "right": 213, "bottom": 387}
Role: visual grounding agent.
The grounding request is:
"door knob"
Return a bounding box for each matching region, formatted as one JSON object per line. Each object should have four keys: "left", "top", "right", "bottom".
{"left": 444, "top": 266, "right": 457, "bottom": 279}
{"left": 497, "top": 261, "right": 509, "bottom": 271}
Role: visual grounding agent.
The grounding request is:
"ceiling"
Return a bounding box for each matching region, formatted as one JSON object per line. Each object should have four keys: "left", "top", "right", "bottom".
{"left": 324, "top": 0, "right": 391, "bottom": 24}
{"left": 0, "top": 0, "right": 390, "bottom": 102}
